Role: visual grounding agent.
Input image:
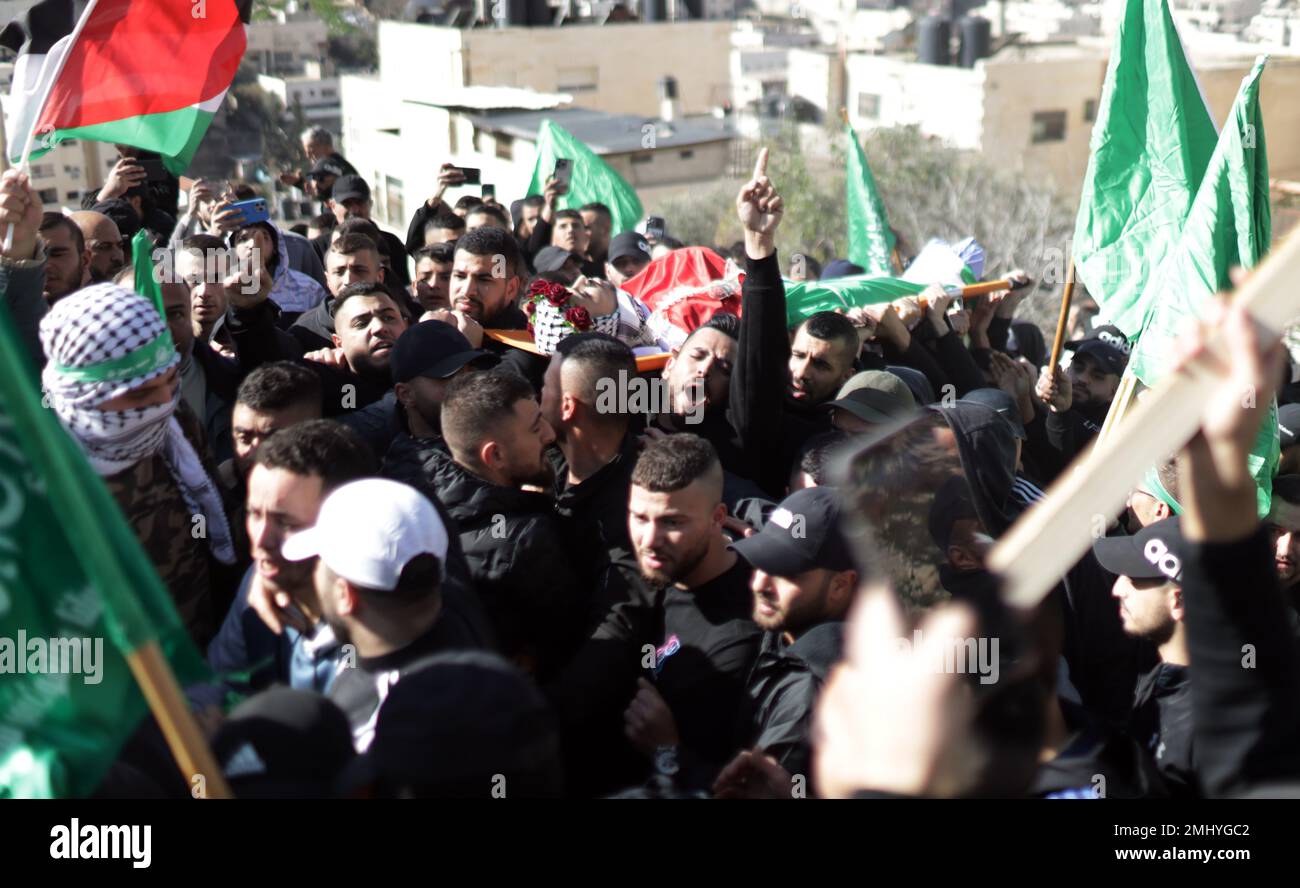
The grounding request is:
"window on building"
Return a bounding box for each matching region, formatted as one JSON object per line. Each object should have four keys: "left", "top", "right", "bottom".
{"left": 65, "top": 190, "right": 79, "bottom": 201}
{"left": 1083, "top": 99, "right": 1098, "bottom": 123}
{"left": 386, "top": 176, "right": 404, "bottom": 228}
{"left": 679, "top": 150, "right": 695, "bottom": 159}
{"left": 631, "top": 154, "right": 653, "bottom": 165}
{"left": 30, "top": 163, "right": 54, "bottom": 178}
{"left": 1031, "top": 110, "right": 1067, "bottom": 144}
{"left": 495, "top": 134, "right": 513, "bottom": 161}
{"left": 320, "top": 88, "right": 336, "bottom": 99}
{"left": 858, "top": 93, "right": 881, "bottom": 119}
{"left": 557, "top": 66, "right": 598, "bottom": 93}
{"left": 37, "top": 188, "right": 57, "bottom": 204}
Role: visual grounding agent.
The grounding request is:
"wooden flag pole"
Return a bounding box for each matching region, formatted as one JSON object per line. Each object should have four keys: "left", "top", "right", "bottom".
{"left": 125, "top": 641, "right": 233, "bottom": 799}
{"left": 988, "top": 223, "right": 1300, "bottom": 608}
{"left": 1048, "top": 260, "right": 1076, "bottom": 370}
{"left": 1095, "top": 369, "right": 1139, "bottom": 446}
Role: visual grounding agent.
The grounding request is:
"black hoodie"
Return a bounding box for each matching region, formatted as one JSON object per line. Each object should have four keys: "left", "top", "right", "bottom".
{"left": 931, "top": 401, "right": 1022, "bottom": 540}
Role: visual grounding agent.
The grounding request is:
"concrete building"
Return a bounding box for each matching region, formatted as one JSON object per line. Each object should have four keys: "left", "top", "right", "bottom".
{"left": 1244, "top": 0, "right": 1300, "bottom": 47}
{"left": 370, "top": 19, "right": 732, "bottom": 118}
{"left": 1177, "top": 0, "right": 1265, "bottom": 33}
{"left": 339, "top": 75, "right": 734, "bottom": 233}
{"left": 246, "top": 14, "right": 330, "bottom": 76}
{"left": 257, "top": 61, "right": 343, "bottom": 134}
{"left": 845, "top": 34, "right": 1300, "bottom": 193}
{"left": 729, "top": 20, "right": 819, "bottom": 110}
{"left": 787, "top": 46, "right": 845, "bottom": 118}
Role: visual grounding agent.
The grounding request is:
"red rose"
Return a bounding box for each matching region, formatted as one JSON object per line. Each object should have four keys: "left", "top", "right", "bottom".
{"left": 528, "top": 279, "right": 569, "bottom": 306}
{"left": 523, "top": 300, "right": 536, "bottom": 317}
{"left": 564, "top": 305, "right": 593, "bottom": 331}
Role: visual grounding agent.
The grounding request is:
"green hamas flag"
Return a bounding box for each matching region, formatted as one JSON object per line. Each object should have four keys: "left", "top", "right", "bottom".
{"left": 845, "top": 125, "right": 895, "bottom": 276}
{"left": 1072, "top": 0, "right": 1218, "bottom": 339}
{"left": 0, "top": 303, "right": 206, "bottom": 798}
{"left": 525, "top": 120, "right": 645, "bottom": 235}
{"left": 784, "top": 274, "right": 927, "bottom": 328}
{"left": 1130, "top": 57, "right": 1278, "bottom": 516}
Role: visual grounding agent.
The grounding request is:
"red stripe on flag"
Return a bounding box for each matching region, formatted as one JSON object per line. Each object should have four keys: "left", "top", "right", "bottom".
{"left": 36, "top": 0, "right": 245, "bottom": 132}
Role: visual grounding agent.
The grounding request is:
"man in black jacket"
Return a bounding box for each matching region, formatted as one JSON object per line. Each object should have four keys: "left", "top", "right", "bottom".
{"left": 1093, "top": 517, "right": 1199, "bottom": 796}
{"left": 451, "top": 226, "right": 546, "bottom": 385}
{"left": 547, "top": 434, "right": 761, "bottom": 794}
{"left": 541, "top": 333, "right": 641, "bottom": 566}
{"left": 228, "top": 280, "right": 407, "bottom": 419}
{"left": 380, "top": 319, "right": 497, "bottom": 496}
{"left": 325, "top": 175, "right": 409, "bottom": 288}
{"left": 434, "top": 369, "right": 587, "bottom": 676}
{"left": 724, "top": 486, "right": 855, "bottom": 785}
{"left": 1034, "top": 324, "right": 1129, "bottom": 475}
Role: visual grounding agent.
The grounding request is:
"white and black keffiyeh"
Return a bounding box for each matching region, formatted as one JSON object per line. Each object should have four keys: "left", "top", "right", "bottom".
{"left": 39, "top": 283, "right": 236, "bottom": 565}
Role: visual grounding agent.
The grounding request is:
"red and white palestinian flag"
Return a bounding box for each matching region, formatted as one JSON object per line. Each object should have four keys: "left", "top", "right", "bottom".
{"left": 2, "top": 0, "right": 248, "bottom": 175}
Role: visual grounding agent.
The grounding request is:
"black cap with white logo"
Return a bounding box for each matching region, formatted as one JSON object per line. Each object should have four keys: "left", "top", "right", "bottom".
{"left": 1092, "top": 516, "right": 1190, "bottom": 584}
{"left": 1064, "top": 324, "right": 1130, "bottom": 377}
{"left": 730, "top": 487, "right": 855, "bottom": 577}
{"left": 608, "top": 231, "right": 652, "bottom": 264}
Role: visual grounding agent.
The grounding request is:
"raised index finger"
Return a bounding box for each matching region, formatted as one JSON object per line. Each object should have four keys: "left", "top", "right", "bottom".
{"left": 752, "top": 147, "right": 768, "bottom": 181}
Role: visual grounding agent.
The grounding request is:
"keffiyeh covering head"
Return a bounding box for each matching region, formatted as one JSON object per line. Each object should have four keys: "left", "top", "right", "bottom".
{"left": 39, "top": 283, "right": 235, "bottom": 565}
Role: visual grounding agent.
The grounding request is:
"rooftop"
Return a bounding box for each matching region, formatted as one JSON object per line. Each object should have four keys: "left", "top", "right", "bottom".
{"left": 467, "top": 106, "right": 734, "bottom": 153}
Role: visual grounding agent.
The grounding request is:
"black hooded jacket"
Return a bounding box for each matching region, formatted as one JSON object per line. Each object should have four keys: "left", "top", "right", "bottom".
{"left": 422, "top": 448, "right": 588, "bottom": 675}
{"left": 931, "top": 401, "right": 1022, "bottom": 540}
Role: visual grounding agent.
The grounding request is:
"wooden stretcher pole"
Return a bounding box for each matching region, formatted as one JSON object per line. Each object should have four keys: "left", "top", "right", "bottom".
{"left": 125, "top": 641, "right": 233, "bottom": 799}
{"left": 988, "top": 223, "right": 1300, "bottom": 608}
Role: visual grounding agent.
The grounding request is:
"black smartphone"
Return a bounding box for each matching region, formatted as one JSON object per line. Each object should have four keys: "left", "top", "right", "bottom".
{"left": 135, "top": 155, "right": 168, "bottom": 183}
{"left": 454, "top": 166, "right": 481, "bottom": 185}
{"left": 645, "top": 215, "right": 666, "bottom": 241}
{"left": 481, "top": 183, "right": 495, "bottom": 200}
{"left": 553, "top": 158, "right": 573, "bottom": 191}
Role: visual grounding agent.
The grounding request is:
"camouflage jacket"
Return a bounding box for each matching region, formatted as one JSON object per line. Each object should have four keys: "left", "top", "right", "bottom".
{"left": 103, "top": 402, "right": 218, "bottom": 649}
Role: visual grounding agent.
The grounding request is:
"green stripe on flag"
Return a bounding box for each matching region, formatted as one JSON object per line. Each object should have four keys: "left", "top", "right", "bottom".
{"left": 32, "top": 103, "right": 217, "bottom": 176}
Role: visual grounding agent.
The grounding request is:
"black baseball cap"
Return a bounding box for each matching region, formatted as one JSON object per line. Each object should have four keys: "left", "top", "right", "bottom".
{"left": 341, "top": 651, "right": 563, "bottom": 798}
{"left": 533, "top": 245, "right": 581, "bottom": 273}
{"left": 1064, "top": 324, "right": 1130, "bottom": 376}
{"left": 331, "top": 174, "right": 371, "bottom": 204}
{"left": 389, "top": 320, "right": 495, "bottom": 384}
{"left": 307, "top": 155, "right": 348, "bottom": 180}
{"left": 1092, "top": 516, "right": 1189, "bottom": 584}
{"left": 731, "top": 487, "right": 855, "bottom": 577}
{"left": 962, "top": 388, "right": 1025, "bottom": 440}
{"left": 608, "top": 231, "right": 652, "bottom": 264}
{"left": 212, "top": 687, "right": 356, "bottom": 798}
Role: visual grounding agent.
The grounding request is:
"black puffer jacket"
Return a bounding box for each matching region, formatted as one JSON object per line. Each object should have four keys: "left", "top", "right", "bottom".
{"left": 424, "top": 448, "right": 588, "bottom": 675}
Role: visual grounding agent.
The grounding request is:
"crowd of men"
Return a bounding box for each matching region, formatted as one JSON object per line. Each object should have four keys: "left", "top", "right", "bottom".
{"left": 3, "top": 125, "right": 1299, "bottom": 799}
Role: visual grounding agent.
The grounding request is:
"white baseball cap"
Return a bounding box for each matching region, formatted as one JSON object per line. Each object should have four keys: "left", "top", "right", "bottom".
{"left": 281, "top": 479, "right": 450, "bottom": 591}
